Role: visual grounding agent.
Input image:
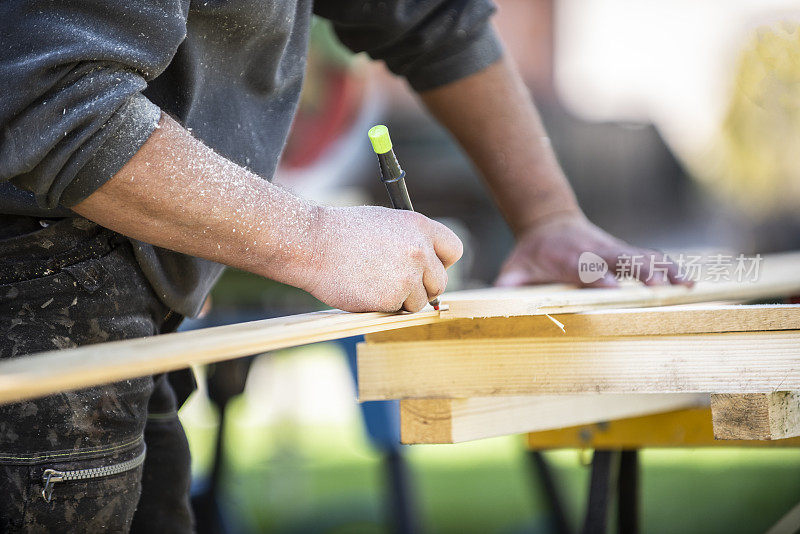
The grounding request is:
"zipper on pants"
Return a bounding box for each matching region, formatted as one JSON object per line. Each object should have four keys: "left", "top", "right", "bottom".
{"left": 41, "top": 448, "right": 146, "bottom": 502}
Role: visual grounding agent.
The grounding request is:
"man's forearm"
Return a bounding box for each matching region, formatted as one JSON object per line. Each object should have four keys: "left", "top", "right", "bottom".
{"left": 73, "top": 113, "right": 319, "bottom": 289}
{"left": 420, "top": 33, "right": 687, "bottom": 288}
{"left": 420, "top": 55, "right": 581, "bottom": 236}
{"left": 73, "top": 112, "right": 463, "bottom": 313}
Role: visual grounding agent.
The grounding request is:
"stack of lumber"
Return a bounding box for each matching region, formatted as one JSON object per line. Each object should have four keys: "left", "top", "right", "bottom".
{"left": 358, "top": 251, "right": 800, "bottom": 444}
{"left": 1, "top": 251, "right": 800, "bottom": 445}
{"left": 359, "top": 305, "right": 800, "bottom": 443}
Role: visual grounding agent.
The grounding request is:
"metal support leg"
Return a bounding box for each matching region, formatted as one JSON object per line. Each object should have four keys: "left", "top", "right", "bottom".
{"left": 527, "top": 450, "right": 572, "bottom": 534}
{"left": 582, "top": 450, "right": 621, "bottom": 534}
{"left": 617, "top": 450, "right": 639, "bottom": 534}
{"left": 384, "top": 449, "right": 422, "bottom": 534}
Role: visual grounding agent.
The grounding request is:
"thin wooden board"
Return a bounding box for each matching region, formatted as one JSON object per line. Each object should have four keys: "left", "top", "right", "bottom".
{"left": 526, "top": 408, "right": 800, "bottom": 448}
{"left": 440, "top": 251, "right": 800, "bottom": 318}
{"left": 357, "top": 331, "right": 800, "bottom": 400}
{"left": 367, "top": 304, "right": 800, "bottom": 343}
{"left": 0, "top": 309, "right": 441, "bottom": 405}
{"left": 401, "top": 394, "right": 708, "bottom": 444}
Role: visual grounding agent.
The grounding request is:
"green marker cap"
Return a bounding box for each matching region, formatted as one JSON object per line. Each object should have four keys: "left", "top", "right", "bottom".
{"left": 368, "top": 124, "right": 393, "bottom": 154}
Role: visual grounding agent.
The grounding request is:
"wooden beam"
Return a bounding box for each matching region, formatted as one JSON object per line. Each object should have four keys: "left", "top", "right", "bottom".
{"left": 367, "top": 304, "right": 800, "bottom": 343}
{"left": 357, "top": 331, "right": 800, "bottom": 400}
{"left": 711, "top": 392, "right": 800, "bottom": 440}
{"left": 401, "top": 394, "right": 708, "bottom": 444}
{"left": 526, "top": 408, "right": 800, "bottom": 448}
{"left": 440, "top": 251, "right": 800, "bottom": 318}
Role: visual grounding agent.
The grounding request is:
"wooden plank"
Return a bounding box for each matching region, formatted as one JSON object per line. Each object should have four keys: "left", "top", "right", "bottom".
{"left": 367, "top": 304, "right": 800, "bottom": 343}
{"left": 401, "top": 394, "right": 708, "bottom": 444}
{"left": 357, "top": 331, "right": 800, "bottom": 400}
{"left": 440, "top": 251, "right": 800, "bottom": 318}
{"left": 526, "top": 408, "right": 800, "bottom": 448}
{"left": 2, "top": 251, "right": 798, "bottom": 405}
{"left": 0, "top": 309, "right": 442, "bottom": 405}
{"left": 711, "top": 392, "right": 800, "bottom": 440}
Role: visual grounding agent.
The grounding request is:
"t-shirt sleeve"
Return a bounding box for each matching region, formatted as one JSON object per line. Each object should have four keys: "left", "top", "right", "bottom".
{"left": 0, "top": 1, "right": 188, "bottom": 209}
{"left": 313, "top": 0, "right": 504, "bottom": 92}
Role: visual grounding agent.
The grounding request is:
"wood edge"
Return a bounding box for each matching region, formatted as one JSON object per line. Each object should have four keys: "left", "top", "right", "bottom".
{"left": 400, "top": 399, "right": 453, "bottom": 444}
{"left": 711, "top": 393, "right": 771, "bottom": 440}
{"left": 711, "top": 392, "right": 800, "bottom": 441}
{"left": 768, "top": 391, "right": 800, "bottom": 440}
{"left": 374, "top": 305, "right": 800, "bottom": 342}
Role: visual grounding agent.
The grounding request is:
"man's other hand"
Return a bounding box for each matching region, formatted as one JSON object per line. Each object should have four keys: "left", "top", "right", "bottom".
{"left": 495, "top": 213, "right": 693, "bottom": 288}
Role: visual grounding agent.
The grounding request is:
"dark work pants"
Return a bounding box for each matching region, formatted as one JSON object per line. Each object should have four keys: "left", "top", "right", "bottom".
{"left": 0, "top": 217, "right": 193, "bottom": 533}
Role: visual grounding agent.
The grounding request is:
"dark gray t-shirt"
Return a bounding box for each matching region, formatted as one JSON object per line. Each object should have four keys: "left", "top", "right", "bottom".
{"left": 0, "top": 0, "right": 502, "bottom": 316}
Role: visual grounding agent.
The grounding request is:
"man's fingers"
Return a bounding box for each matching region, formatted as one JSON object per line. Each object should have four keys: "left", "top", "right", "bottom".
{"left": 402, "top": 284, "right": 430, "bottom": 313}
{"left": 608, "top": 250, "right": 690, "bottom": 287}
{"left": 639, "top": 252, "right": 668, "bottom": 286}
{"left": 403, "top": 254, "right": 447, "bottom": 312}
{"left": 665, "top": 255, "right": 695, "bottom": 287}
{"left": 427, "top": 218, "right": 463, "bottom": 269}
{"left": 423, "top": 252, "right": 448, "bottom": 299}
{"left": 583, "top": 271, "right": 619, "bottom": 288}
{"left": 655, "top": 252, "right": 690, "bottom": 286}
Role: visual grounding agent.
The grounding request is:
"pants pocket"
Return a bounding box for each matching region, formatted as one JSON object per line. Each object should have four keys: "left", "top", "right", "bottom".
{"left": 0, "top": 441, "right": 145, "bottom": 533}
{"left": 40, "top": 446, "right": 147, "bottom": 503}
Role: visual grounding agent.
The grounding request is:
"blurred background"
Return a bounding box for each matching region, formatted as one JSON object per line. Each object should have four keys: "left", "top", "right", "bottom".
{"left": 179, "top": 1, "right": 800, "bottom": 532}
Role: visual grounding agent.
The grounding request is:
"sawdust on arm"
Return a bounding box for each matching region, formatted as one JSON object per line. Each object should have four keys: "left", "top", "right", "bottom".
{"left": 73, "top": 113, "right": 462, "bottom": 312}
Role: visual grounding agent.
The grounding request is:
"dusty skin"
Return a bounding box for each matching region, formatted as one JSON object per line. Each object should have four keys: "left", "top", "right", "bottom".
{"left": 74, "top": 114, "right": 462, "bottom": 313}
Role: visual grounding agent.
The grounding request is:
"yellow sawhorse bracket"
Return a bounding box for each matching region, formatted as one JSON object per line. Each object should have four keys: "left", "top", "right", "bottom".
{"left": 526, "top": 407, "right": 800, "bottom": 449}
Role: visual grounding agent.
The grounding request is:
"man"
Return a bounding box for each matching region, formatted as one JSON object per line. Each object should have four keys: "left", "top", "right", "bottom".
{"left": 0, "top": 0, "right": 686, "bottom": 531}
